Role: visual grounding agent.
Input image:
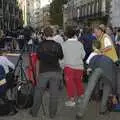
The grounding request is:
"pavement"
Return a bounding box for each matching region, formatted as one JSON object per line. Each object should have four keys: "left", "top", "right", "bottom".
{"left": 0, "top": 53, "right": 120, "bottom": 120}
{"left": 0, "top": 88, "right": 120, "bottom": 120}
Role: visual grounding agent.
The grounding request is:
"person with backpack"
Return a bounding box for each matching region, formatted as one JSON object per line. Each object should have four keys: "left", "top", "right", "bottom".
{"left": 30, "top": 26, "right": 64, "bottom": 118}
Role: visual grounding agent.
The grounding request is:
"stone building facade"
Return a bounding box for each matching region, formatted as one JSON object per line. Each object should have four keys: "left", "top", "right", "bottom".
{"left": 0, "top": 0, "right": 23, "bottom": 31}
{"left": 63, "top": 0, "right": 113, "bottom": 28}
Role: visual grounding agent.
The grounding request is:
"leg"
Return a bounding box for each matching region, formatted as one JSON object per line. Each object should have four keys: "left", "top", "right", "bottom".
{"left": 77, "top": 68, "right": 103, "bottom": 117}
{"left": 100, "top": 82, "right": 111, "bottom": 113}
{"left": 64, "top": 67, "right": 76, "bottom": 99}
{"left": 74, "top": 69, "right": 84, "bottom": 97}
{"left": 49, "top": 72, "right": 62, "bottom": 118}
{"left": 31, "top": 74, "right": 48, "bottom": 117}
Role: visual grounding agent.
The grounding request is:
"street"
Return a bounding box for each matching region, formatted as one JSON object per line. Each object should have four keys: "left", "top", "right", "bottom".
{"left": 0, "top": 53, "right": 119, "bottom": 120}
{"left": 0, "top": 88, "right": 120, "bottom": 120}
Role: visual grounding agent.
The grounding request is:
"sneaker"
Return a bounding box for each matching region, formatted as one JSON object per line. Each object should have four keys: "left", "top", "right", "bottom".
{"left": 65, "top": 101, "right": 76, "bottom": 107}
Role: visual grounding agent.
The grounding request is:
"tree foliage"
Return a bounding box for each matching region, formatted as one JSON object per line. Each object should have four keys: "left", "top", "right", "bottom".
{"left": 50, "top": 0, "right": 67, "bottom": 26}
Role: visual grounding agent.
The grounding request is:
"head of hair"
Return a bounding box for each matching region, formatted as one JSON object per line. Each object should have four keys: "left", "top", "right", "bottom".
{"left": 92, "top": 40, "right": 101, "bottom": 50}
{"left": 94, "top": 24, "right": 106, "bottom": 33}
{"left": 99, "top": 24, "right": 106, "bottom": 33}
{"left": 43, "top": 26, "right": 53, "bottom": 37}
{"left": 65, "top": 26, "right": 76, "bottom": 38}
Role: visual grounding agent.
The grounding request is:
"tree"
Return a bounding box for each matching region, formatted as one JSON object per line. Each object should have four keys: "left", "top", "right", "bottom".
{"left": 50, "top": 0, "right": 67, "bottom": 26}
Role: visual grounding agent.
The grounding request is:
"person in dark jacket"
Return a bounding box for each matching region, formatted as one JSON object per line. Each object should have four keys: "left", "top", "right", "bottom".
{"left": 76, "top": 40, "right": 117, "bottom": 119}
{"left": 79, "top": 27, "right": 96, "bottom": 61}
{"left": 30, "top": 26, "right": 64, "bottom": 118}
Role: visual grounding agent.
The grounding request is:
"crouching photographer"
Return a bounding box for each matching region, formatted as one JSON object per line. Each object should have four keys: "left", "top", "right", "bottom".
{"left": 0, "top": 51, "right": 17, "bottom": 116}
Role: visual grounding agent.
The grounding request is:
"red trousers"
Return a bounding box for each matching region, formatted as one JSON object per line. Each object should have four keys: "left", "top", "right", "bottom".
{"left": 64, "top": 67, "right": 84, "bottom": 98}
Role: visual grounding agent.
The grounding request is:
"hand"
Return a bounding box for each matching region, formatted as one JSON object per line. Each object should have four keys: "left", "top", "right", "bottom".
{"left": 87, "top": 68, "right": 92, "bottom": 75}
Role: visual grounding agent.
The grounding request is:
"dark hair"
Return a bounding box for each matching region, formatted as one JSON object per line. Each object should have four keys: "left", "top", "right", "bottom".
{"left": 92, "top": 40, "right": 101, "bottom": 49}
{"left": 107, "top": 26, "right": 113, "bottom": 32}
{"left": 117, "top": 28, "right": 120, "bottom": 32}
{"left": 56, "top": 29, "right": 59, "bottom": 34}
{"left": 44, "top": 26, "right": 53, "bottom": 37}
{"left": 65, "top": 26, "right": 76, "bottom": 38}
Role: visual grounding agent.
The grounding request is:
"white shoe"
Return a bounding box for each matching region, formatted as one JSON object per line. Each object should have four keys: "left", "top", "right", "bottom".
{"left": 65, "top": 101, "right": 76, "bottom": 107}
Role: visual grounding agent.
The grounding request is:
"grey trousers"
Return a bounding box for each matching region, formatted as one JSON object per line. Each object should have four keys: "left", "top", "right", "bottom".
{"left": 31, "top": 72, "right": 62, "bottom": 117}
{"left": 78, "top": 68, "right": 112, "bottom": 115}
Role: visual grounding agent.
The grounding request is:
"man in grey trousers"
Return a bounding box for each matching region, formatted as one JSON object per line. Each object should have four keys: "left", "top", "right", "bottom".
{"left": 76, "top": 55, "right": 117, "bottom": 119}
{"left": 30, "top": 27, "right": 64, "bottom": 118}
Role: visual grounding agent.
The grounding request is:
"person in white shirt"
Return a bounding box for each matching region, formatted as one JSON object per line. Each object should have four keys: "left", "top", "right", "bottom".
{"left": 86, "top": 40, "right": 101, "bottom": 65}
{"left": 54, "top": 30, "right": 64, "bottom": 46}
{"left": 0, "top": 52, "right": 15, "bottom": 74}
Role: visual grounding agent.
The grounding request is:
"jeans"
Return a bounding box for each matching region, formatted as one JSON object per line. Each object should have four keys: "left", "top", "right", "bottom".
{"left": 31, "top": 71, "right": 62, "bottom": 117}
{"left": 78, "top": 68, "right": 112, "bottom": 116}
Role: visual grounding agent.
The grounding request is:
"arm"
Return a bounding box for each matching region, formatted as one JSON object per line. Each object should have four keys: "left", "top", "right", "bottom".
{"left": 102, "top": 37, "right": 112, "bottom": 52}
{"left": 4, "top": 57, "right": 15, "bottom": 70}
{"left": 81, "top": 43, "right": 86, "bottom": 59}
{"left": 57, "top": 43, "right": 64, "bottom": 60}
{"left": 36, "top": 60, "right": 40, "bottom": 82}
{"left": 86, "top": 52, "right": 98, "bottom": 64}
{"left": 87, "top": 68, "right": 92, "bottom": 75}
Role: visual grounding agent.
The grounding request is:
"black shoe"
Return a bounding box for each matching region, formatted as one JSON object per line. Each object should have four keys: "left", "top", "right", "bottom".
{"left": 8, "top": 109, "right": 18, "bottom": 116}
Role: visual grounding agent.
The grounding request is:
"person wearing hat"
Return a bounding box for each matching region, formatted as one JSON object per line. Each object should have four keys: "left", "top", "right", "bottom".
{"left": 94, "top": 24, "right": 118, "bottom": 62}
{"left": 76, "top": 40, "right": 117, "bottom": 119}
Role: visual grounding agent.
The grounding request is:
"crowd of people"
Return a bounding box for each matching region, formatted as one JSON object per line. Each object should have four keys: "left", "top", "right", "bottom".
{"left": 0, "top": 24, "right": 120, "bottom": 119}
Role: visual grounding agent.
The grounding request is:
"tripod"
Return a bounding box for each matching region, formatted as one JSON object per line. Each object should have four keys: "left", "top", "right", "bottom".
{"left": 13, "top": 43, "right": 47, "bottom": 116}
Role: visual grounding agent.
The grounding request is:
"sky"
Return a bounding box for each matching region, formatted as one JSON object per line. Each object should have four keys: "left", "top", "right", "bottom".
{"left": 41, "top": 0, "right": 50, "bottom": 8}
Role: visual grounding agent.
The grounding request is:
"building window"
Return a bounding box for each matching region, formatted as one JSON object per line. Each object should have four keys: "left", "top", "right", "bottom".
{"left": 92, "top": 2, "right": 95, "bottom": 15}
{"left": 80, "top": 7, "right": 82, "bottom": 17}
{"left": 81, "top": 6, "right": 84, "bottom": 17}
{"left": 88, "top": 3, "right": 90, "bottom": 16}
{"left": 84, "top": 5, "right": 86, "bottom": 16}
{"left": 90, "top": 3, "right": 93, "bottom": 15}
{"left": 9, "top": 4, "right": 13, "bottom": 14}
{"left": 98, "top": 0, "right": 102, "bottom": 14}
{"left": 0, "top": 0, "right": 2, "bottom": 9}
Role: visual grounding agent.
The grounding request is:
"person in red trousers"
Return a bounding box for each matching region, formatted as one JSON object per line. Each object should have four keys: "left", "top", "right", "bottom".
{"left": 62, "top": 26, "right": 86, "bottom": 107}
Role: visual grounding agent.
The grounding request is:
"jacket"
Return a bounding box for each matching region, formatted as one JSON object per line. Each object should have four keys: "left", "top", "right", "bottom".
{"left": 37, "top": 40, "right": 64, "bottom": 73}
{"left": 62, "top": 37, "right": 85, "bottom": 70}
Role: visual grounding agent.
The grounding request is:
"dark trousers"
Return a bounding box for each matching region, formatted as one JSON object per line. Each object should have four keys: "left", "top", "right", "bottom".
{"left": 31, "top": 72, "right": 62, "bottom": 117}
{"left": 78, "top": 68, "right": 112, "bottom": 116}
